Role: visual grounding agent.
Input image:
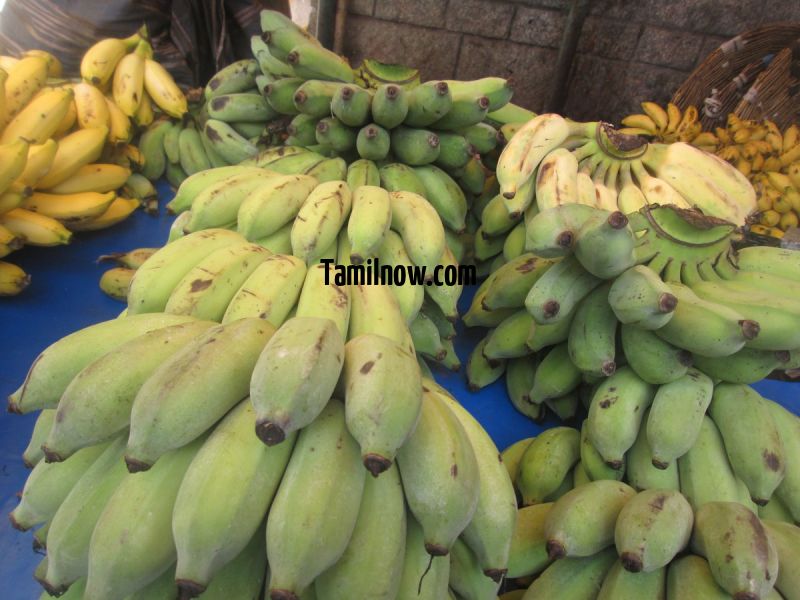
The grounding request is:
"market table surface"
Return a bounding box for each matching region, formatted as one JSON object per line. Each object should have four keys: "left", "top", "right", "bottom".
{"left": 1, "top": 182, "right": 798, "bottom": 599}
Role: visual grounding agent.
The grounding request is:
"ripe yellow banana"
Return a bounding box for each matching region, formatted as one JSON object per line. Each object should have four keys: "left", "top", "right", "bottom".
{"left": 0, "top": 139, "right": 30, "bottom": 195}
{"left": 0, "top": 87, "right": 74, "bottom": 145}
{"left": 143, "top": 59, "right": 187, "bottom": 118}
{"left": 81, "top": 33, "right": 140, "bottom": 86}
{"left": 0, "top": 223, "right": 23, "bottom": 258}
{"left": 36, "top": 127, "right": 109, "bottom": 189}
{"left": 133, "top": 92, "right": 154, "bottom": 127}
{"left": 105, "top": 96, "right": 132, "bottom": 144}
{"left": 16, "top": 140, "right": 59, "bottom": 188}
{"left": 664, "top": 102, "right": 682, "bottom": 135}
{"left": 620, "top": 114, "right": 658, "bottom": 134}
{"left": 0, "top": 260, "right": 30, "bottom": 295}
{"left": 641, "top": 102, "right": 668, "bottom": 132}
{"left": 48, "top": 164, "right": 131, "bottom": 194}
{"left": 21, "top": 191, "right": 116, "bottom": 224}
{"left": 0, "top": 182, "right": 30, "bottom": 215}
{"left": 67, "top": 196, "right": 139, "bottom": 231}
{"left": 113, "top": 41, "right": 147, "bottom": 117}
{"left": 3, "top": 56, "right": 49, "bottom": 124}
{"left": 53, "top": 96, "right": 78, "bottom": 138}
{"left": 0, "top": 208, "right": 72, "bottom": 245}
{"left": 73, "top": 82, "right": 110, "bottom": 130}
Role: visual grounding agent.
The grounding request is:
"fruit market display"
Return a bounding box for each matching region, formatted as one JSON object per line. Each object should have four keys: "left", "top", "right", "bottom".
{"left": 621, "top": 101, "right": 800, "bottom": 237}
{"left": 0, "top": 29, "right": 187, "bottom": 295}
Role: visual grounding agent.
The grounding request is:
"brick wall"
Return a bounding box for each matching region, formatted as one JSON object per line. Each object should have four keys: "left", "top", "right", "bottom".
{"left": 337, "top": 0, "right": 800, "bottom": 124}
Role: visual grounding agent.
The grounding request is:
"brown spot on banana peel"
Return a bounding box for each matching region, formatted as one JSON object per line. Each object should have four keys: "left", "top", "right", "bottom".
{"left": 41, "top": 446, "right": 64, "bottom": 463}
{"left": 360, "top": 360, "right": 375, "bottom": 374}
{"left": 270, "top": 590, "right": 299, "bottom": 600}
{"left": 658, "top": 293, "right": 678, "bottom": 313}
{"left": 543, "top": 300, "right": 560, "bottom": 319}
{"left": 740, "top": 320, "right": 760, "bottom": 341}
{"left": 210, "top": 96, "right": 229, "bottom": 111}
{"left": 546, "top": 540, "right": 566, "bottom": 560}
{"left": 450, "top": 464, "right": 458, "bottom": 477}
{"left": 385, "top": 85, "right": 400, "bottom": 99}
{"left": 651, "top": 458, "right": 670, "bottom": 470}
{"left": 434, "top": 81, "right": 449, "bottom": 96}
{"left": 762, "top": 449, "right": 782, "bottom": 473}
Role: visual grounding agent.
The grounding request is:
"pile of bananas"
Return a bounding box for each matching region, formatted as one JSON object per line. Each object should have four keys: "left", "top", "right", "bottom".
{"left": 0, "top": 29, "right": 187, "bottom": 295}
{"left": 621, "top": 102, "right": 800, "bottom": 238}
{"left": 7, "top": 274, "right": 517, "bottom": 598}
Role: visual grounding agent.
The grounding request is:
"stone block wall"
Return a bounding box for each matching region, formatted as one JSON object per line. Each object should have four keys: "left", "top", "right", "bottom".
{"left": 337, "top": 0, "right": 800, "bottom": 124}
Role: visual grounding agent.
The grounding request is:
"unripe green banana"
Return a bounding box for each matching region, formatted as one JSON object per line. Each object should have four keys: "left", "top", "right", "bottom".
{"left": 377, "top": 230, "right": 425, "bottom": 322}
{"left": 758, "top": 495, "right": 794, "bottom": 524}
{"left": 44, "top": 320, "right": 216, "bottom": 462}
{"left": 734, "top": 245, "right": 800, "bottom": 282}
{"left": 396, "top": 516, "right": 450, "bottom": 600}
{"left": 260, "top": 11, "right": 319, "bottom": 58}
{"left": 646, "top": 368, "right": 713, "bottom": 469}
{"left": 568, "top": 281, "right": 618, "bottom": 376}
{"left": 41, "top": 436, "right": 128, "bottom": 594}
{"left": 526, "top": 255, "right": 603, "bottom": 325}
{"left": 125, "top": 318, "right": 275, "bottom": 471}
{"left": 413, "top": 164, "right": 468, "bottom": 232}
{"left": 483, "top": 309, "right": 535, "bottom": 360}
{"left": 587, "top": 366, "right": 655, "bottom": 468}
{"left": 286, "top": 113, "right": 319, "bottom": 146}
{"left": 207, "top": 91, "right": 277, "bottom": 123}
{"left": 434, "top": 132, "right": 474, "bottom": 170}
{"left": 621, "top": 324, "right": 693, "bottom": 384}
{"left": 23, "top": 409, "right": 55, "bottom": 468}
{"left": 694, "top": 348, "right": 789, "bottom": 384}
{"left": 409, "top": 305, "right": 445, "bottom": 361}
{"left": 459, "top": 153, "right": 487, "bottom": 195}
{"left": 343, "top": 333, "right": 422, "bottom": 475}
{"left": 507, "top": 503, "right": 553, "bottom": 578}
{"left": 579, "top": 419, "right": 625, "bottom": 482}
{"left": 762, "top": 520, "right": 800, "bottom": 599}
{"left": 433, "top": 92, "right": 490, "bottom": 130}
{"left": 10, "top": 313, "right": 196, "bottom": 413}
{"left": 466, "top": 336, "right": 506, "bottom": 391}
{"left": 39, "top": 576, "right": 86, "bottom": 600}
{"left": 517, "top": 427, "right": 581, "bottom": 506}
{"left": 138, "top": 119, "right": 172, "bottom": 180}
{"left": 608, "top": 265, "right": 678, "bottom": 330}
{"left": 345, "top": 158, "right": 380, "bottom": 189}
{"left": 83, "top": 437, "right": 204, "bottom": 600}
{"left": 598, "top": 560, "right": 666, "bottom": 600}
{"left": 348, "top": 280, "right": 413, "bottom": 353}
{"left": 628, "top": 411, "right": 682, "bottom": 491}
{"left": 448, "top": 537, "right": 501, "bottom": 600}
{"left": 764, "top": 400, "right": 800, "bottom": 523}
{"left": 202, "top": 119, "right": 259, "bottom": 164}
{"left": 573, "top": 211, "right": 636, "bottom": 278}
{"left": 291, "top": 180, "right": 352, "bottom": 264}
{"left": 459, "top": 122, "right": 499, "bottom": 154}
{"left": 391, "top": 126, "right": 440, "bottom": 165}
{"left": 185, "top": 169, "right": 277, "bottom": 232}
{"left": 371, "top": 83, "right": 408, "bottom": 128}
{"left": 389, "top": 190, "right": 446, "bottom": 273}
{"left": 266, "top": 400, "right": 366, "bottom": 599}
{"left": 250, "top": 316, "right": 344, "bottom": 446}
{"left": 251, "top": 33, "right": 295, "bottom": 77}
{"left": 482, "top": 192, "right": 521, "bottom": 237}
{"left": 163, "top": 121, "right": 183, "bottom": 163}
{"left": 709, "top": 384, "right": 786, "bottom": 505}
{"left": 355, "top": 123, "right": 390, "bottom": 160}
{"left": 260, "top": 77, "right": 302, "bottom": 115}
{"left": 204, "top": 59, "right": 259, "bottom": 100}
{"left": 691, "top": 501, "right": 779, "bottom": 600}
{"left": 285, "top": 41, "right": 354, "bottom": 83}
{"left": 397, "top": 388, "right": 480, "bottom": 556}
{"left": 678, "top": 416, "right": 743, "bottom": 511}
{"left": 523, "top": 547, "right": 617, "bottom": 599}
{"left": 236, "top": 174, "right": 317, "bottom": 241}
{"left": 656, "top": 283, "right": 759, "bottom": 358}
{"left": 474, "top": 225, "right": 504, "bottom": 261}
{"left": 544, "top": 468, "right": 576, "bottom": 502}
{"left": 230, "top": 119, "right": 267, "bottom": 139}
{"left": 347, "top": 184, "right": 391, "bottom": 263}
{"left": 172, "top": 400, "right": 295, "bottom": 595}
{"left": 530, "top": 343, "right": 582, "bottom": 405}
{"left": 379, "top": 162, "right": 427, "bottom": 195}
{"left": 666, "top": 554, "right": 731, "bottom": 600}
{"left": 200, "top": 525, "right": 267, "bottom": 600}
{"left": 330, "top": 84, "right": 371, "bottom": 126}
{"left": 315, "top": 465, "right": 406, "bottom": 599}
{"left": 482, "top": 253, "right": 556, "bottom": 311}
{"left": 404, "top": 81, "right": 452, "bottom": 127}
{"left": 615, "top": 488, "right": 693, "bottom": 573}
{"left": 167, "top": 166, "right": 267, "bottom": 215}
{"left": 287, "top": 79, "right": 340, "bottom": 117}
{"left": 544, "top": 479, "right": 636, "bottom": 558}
{"left": 315, "top": 116, "right": 356, "bottom": 153}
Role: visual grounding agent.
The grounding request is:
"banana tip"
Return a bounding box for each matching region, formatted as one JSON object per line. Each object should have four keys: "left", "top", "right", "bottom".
{"left": 733, "top": 593, "right": 759, "bottom": 600}
{"left": 604, "top": 458, "right": 623, "bottom": 470}
{"left": 8, "top": 512, "right": 28, "bottom": 532}
{"left": 424, "top": 542, "right": 449, "bottom": 557}
{"left": 41, "top": 446, "right": 65, "bottom": 464}
{"left": 658, "top": 293, "right": 678, "bottom": 313}
{"left": 270, "top": 590, "right": 300, "bottom": 600}
{"left": 608, "top": 211, "right": 628, "bottom": 229}
{"left": 651, "top": 458, "right": 670, "bottom": 470}
{"left": 363, "top": 454, "right": 392, "bottom": 477}
{"left": 124, "top": 456, "right": 152, "bottom": 473}
{"left": 37, "top": 579, "right": 66, "bottom": 597}
{"left": 502, "top": 190, "right": 516, "bottom": 199}
{"left": 740, "top": 319, "right": 760, "bottom": 340}
{"left": 545, "top": 540, "right": 566, "bottom": 560}
{"left": 176, "top": 579, "right": 207, "bottom": 598}
{"left": 600, "top": 360, "right": 616, "bottom": 376}
{"left": 484, "top": 568, "right": 507, "bottom": 583}
{"left": 6, "top": 400, "right": 21, "bottom": 414}
{"left": 255, "top": 421, "right": 286, "bottom": 446}
{"left": 620, "top": 552, "right": 643, "bottom": 573}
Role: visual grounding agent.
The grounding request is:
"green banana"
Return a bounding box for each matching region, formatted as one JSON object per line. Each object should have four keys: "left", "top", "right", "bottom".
{"left": 200, "top": 526, "right": 267, "bottom": 600}
{"left": 587, "top": 366, "right": 655, "bottom": 468}
{"left": 177, "top": 125, "right": 211, "bottom": 175}
{"left": 125, "top": 318, "right": 275, "bottom": 471}
{"left": 315, "top": 116, "right": 356, "bottom": 153}
{"left": 389, "top": 190, "right": 446, "bottom": 272}
{"left": 764, "top": 400, "right": 800, "bottom": 522}
{"left": 330, "top": 84, "right": 371, "bottom": 126}
{"left": 292, "top": 79, "right": 343, "bottom": 117}
{"left": 23, "top": 409, "right": 55, "bottom": 468}
{"left": 355, "top": 123, "right": 390, "bottom": 160}
{"left": 236, "top": 174, "right": 317, "bottom": 241}
{"left": 291, "top": 180, "right": 352, "bottom": 264}
{"left": 172, "top": 400, "right": 294, "bottom": 595}
{"left": 348, "top": 184, "right": 391, "bottom": 263}
{"left": 296, "top": 261, "right": 351, "bottom": 338}
{"left": 435, "top": 132, "right": 474, "bottom": 170}
{"left": 758, "top": 494, "right": 795, "bottom": 524}
{"left": 404, "top": 81, "right": 452, "bottom": 127}
{"left": 544, "top": 480, "right": 636, "bottom": 558}
{"left": 255, "top": 222, "right": 293, "bottom": 254}
{"left": 185, "top": 169, "right": 277, "bottom": 231}
{"left": 525, "top": 204, "right": 596, "bottom": 258}
{"left": 517, "top": 427, "right": 581, "bottom": 506}
{"left": 266, "top": 400, "right": 366, "bottom": 598}
{"left": 598, "top": 560, "right": 666, "bottom": 600}
{"left": 507, "top": 503, "right": 553, "bottom": 578}
{"left": 433, "top": 92, "right": 490, "bottom": 130}
{"left": 396, "top": 516, "right": 450, "bottom": 600}
{"left": 263, "top": 77, "right": 304, "bottom": 114}
{"left": 459, "top": 122, "right": 499, "bottom": 154}
{"left": 10, "top": 313, "right": 197, "bottom": 413}
{"left": 530, "top": 343, "right": 582, "bottom": 405}
{"left": 44, "top": 320, "right": 215, "bottom": 461}
{"left": 459, "top": 153, "right": 487, "bottom": 195}
{"left": 83, "top": 437, "right": 204, "bottom": 600}
{"left": 208, "top": 91, "right": 277, "bottom": 122}
{"left": 396, "top": 388, "right": 479, "bottom": 556}
{"left": 204, "top": 59, "right": 258, "bottom": 99}
{"left": 250, "top": 316, "right": 344, "bottom": 445}
{"left": 762, "top": 520, "right": 800, "bottom": 599}
{"left": 501, "top": 436, "right": 534, "bottom": 483}
{"left": 580, "top": 420, "right": 625, "bottom": 482}
{"left": 167, "top": 166, "right": 268, "bottom": 215}
{"left": 286, "top": 113, "right": 319, "bottom": 146}
{"left": 709, "top": 384, "right": 786, "bottom": 505}
{"left": 315, "top": 465, "right": 406, "bottom": 599}
{"left": 138, "top": 119, "right": 172, "bottom": 180}
{"left": 482, "top": 192, "right": 521, "bottom": 237}
{"left": 677, "top": 416, "right": 743, "bottom": 511}
{"left": 378, "top": 231, "right": 424, "bottom": 322}
{"left": 474, "top": 226, "right": 505, "bottom": 261}
{"left": 646, "top": 368, "right": 713, "bottom": 469}
{"left": 525, "top": 255, "right": 603, "bottom": 325}
{"left": 371, "top": 83, "right": 409, "bottom": 129}
{"left": 164, "top": 160, "right": 188, "bottom": 189}
{"left": 482, "top": 253, "right": 556, "bottom": 311}
{"left": 693, "top": 348, "right": 789, "bottom": 384}
{"left": 379, "top": 162, "right": 427, "bottom": 196}
{"left": 522, "top": 547, "right": 617, "bottom": 598}
{"left": 568, "top": 281, "right": 618, "bottom": 376}
{"left": 347, "top": 280, "right": 413, "bottom": 353}
{"left": 483, "top": 309, "right": 535, "bottom": 360}
{"left": 163, "top": 121, "right": 183, "bottom": 164}
{"left": 621, "top": 324, "right": 693, "bottom": 384}
{"left": 666, "top": 555, "right": 731, "bottom": 600}
{"left": 607, "top": 265, "right": 678, "bottom": 330}
{"left": 342, "top": 333, "right": 421, "bottom": 475}
{"left": 614, "top": 488, "right": 693, "bottom": 573}
{"left": 202, "top": 119, "right": 259, "bottom": 164}
{"left": 285, "top": 41, "right": 354, "bottom": 83}
{"left": 574, "top": 211, "right": 636, "bottom": 279}
{"left": 424, "top": 245, "right": 462, "bottom": 319}
{"left": 413, "top": 164, "right": 468, "bottom": 232}
{"left": 448, "top": 538, "right": 501, "bottom": 600}
{"left": 691, "top": 502, "right": 779, "bottom": 600}
{"left": 251, "top": 33, "right": 295, "bottom": 77}
{"left": 466, "top": 336, "right": 506, "bottom": 391}
{"left": 391, "top": 126, "right": 440, "bottom": 165}
{"left": 735, "top": 245, "right": 800, "bottom": 282}
{"left": 345, "top": 158, "right": 380, "bottom": 189}
{"left": 260, "top": 12, "right": 319, "bottom": 60}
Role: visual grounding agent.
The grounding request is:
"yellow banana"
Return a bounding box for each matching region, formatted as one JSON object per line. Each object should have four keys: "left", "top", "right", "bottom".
{"left": 0, "top": 260, "right": 30, "bottom": 295}
{"left": 16, "top": 140, "right": 59, "bottom": 187}
{"left": 53, "top": 95, "right": 78, "bottom": 138}
{"left": 3, "top": 56, "right": 49, "bottom": 124}
{"left": 143, "top": 59, "right": 187, "bottom": 118}
{"left": 0, "top": 139, "right": 30, "bottom": 194}
{"left": 112, "top": 41, "right": 147, "bottom": 117}
{"left": 133, "top": 92, "right": 154, "bottom": 127}
{"left": 48, "top": 164, "right": 131, "bottom": 194}
{"left": 36, "top": 127, "right": 108, "bottom": 189}
{"left": 22, "top": 49, "right": 62, "bottom": 77}
{"left": 664, "top": 102, "right": 682, "bottom": 135}
{"left": 0, "top": 56, "right": 19, "bottom": 72}
{"left": 641, "top": 102, "right": 668, "bottom": 132}
{"left": 67, "top": 196, "right": 139, "bottom": 231}
{"left": 0, "top": 87, "right": 74, "bottom": 144}
{"left": 0, "top": 182, "right": 30, "bottom": 215}
{"left": 0, "top": 223, "right": 23, "bottom": 257}
{"left": 73, "top": 82, "right": 110, "bottom": 130}
{"left": 105, "top": 96, "right": 132, "bottom": 144}
{"left": 782, "top": 124, "right": 799, "bottom": 153}
{"left": 0, "top": 208, "right": 72, "bottom": 245}
{"left": 21, "top": 191, "right": 116, "bottom": 224}
{"left": 620, "top": 114, "right": 658, "bottom": 134}
{"left": 81, "top": 33, "right": 140, "bottom": 86}
{"left": 0, "top": 68, "right": 7, "bottom": 125}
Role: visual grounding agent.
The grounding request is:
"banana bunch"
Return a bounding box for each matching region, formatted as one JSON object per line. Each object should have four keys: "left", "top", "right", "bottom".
{"left": 621, "top": 103, "right": 800, "bottom": 238}
{"left": 497, "top": 452, "right": 799, "bottom": 600}
{"left": 8, "top": 283, "right": 516, "bottom": 598}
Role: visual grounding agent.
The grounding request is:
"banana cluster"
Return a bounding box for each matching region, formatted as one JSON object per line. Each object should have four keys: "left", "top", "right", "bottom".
{"left": 8, "top": 276, "right": 517, "bottom": 598}
{"left": 498, "top": 425, "right": 800, "bottom": 600}
{"left": 619, "top": 101, "right": 703, "bottom": 143}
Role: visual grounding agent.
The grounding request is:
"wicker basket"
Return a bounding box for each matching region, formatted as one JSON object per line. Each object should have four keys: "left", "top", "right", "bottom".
{"left": 672, "top": 23, "right": 800, "bottom": 130}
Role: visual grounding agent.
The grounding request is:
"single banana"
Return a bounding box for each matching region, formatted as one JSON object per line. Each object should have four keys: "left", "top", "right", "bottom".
{"left": 295, "top": 262, "right": 351, "bottom": 338}
{"left": 3, "top": 56, "right": 49, "bottom": 123}
{"left": 202, "top": 119, "right": 258, "bottom": 164}
{"left": 568, "top": 281, "right": 618, "bottom": 376}
{"left": 81, "top": 33, "right": 140, "bottom": 86}
{"left": 237, "top": 174, "right": 317, "bottom": 241}
{"left": 529, "top": 342, "right": 582, "bottom": 405}
{"left": 525, "top": 255, "right": 603, "bottom": 325}
{"left": 1, "top": 87, "right": 73, "bottom": 145}
{"left": 466, "top": 336, "right": 506, "bottom": 391}
{"left": 379, "top": 162, "right": 427, "bottom": 196}
{"left": 185, "top": 168, "right": 276, "bottom": 232}
{"left": 36, "top": 127, "right": 109, "bottom": 189}
{"left": 413, "top": 164, "right": 468, "bottom": 232}
{"left": 345, "top": 158, "right": 380, "bottom": 189}
{"left": 534, "top": 147, "right": 579, "bottom": 212}
{"left": 167, "top": 165, "right": 268, "bottom": 215}
{"left": 597, "top": 560, "right": 666, "bottom": 600}
{"left": 482, "top": 253, "right": 555, "bottom": 311}
{"left": 522, "top": 547, "right": 617, "bottom": 599}
{"left": 0, "top": 207, "right": 72, "bottom": 246}
{"left": 580, "top": 420, "right": 625, "bottom": 482}
{"left": 396, "top": 515, "right": 451, "bottom": 600}
{"left": 291, "top": 180, "right": 352, "bottom": 263}
{"left": 517, "top": 427, "right": 581, "bottom": 506}
{"left": 507, "top": 503, "right": 553, "bottom": 578}
{"left": 764, "top": 401, "right": 800, "bottom": 522}
{"left": 620, "top": 324, "right": 692, "bottom": 384}
{"left": 21, "top": 191, "right": 116, "bottom": 225}
{"left": 73, "top": 82, "right": 110, "bottom": 130}
{"left": 666, "top": 554, "right": 732, "bottom": 600}
{"left": 448, "top": 537, "right": 502, "bottom": 600}
{"left": 22, "top": 409, "right": 55, "bottom": 468}
{"left": 608, "top": 265, "right": 678, "bottom": 329}
{"left": 47, "top": 164, "right": 131, "bottom": 195}
{"left": 200, "top": 526, "right": 267, "bottom": 600}
{"left": 483, "top": 309, "right": 536, "bottom": 360}
{"left": 348, "top": 184, "right": 391, "bottom": 263}
{"left": 143, "top": 58, "right": 187, "bottom": 117}
{"left": 762, "top": 520, "right": 800, "bottom": 599}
